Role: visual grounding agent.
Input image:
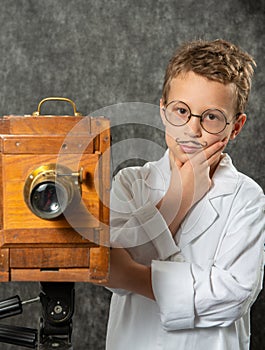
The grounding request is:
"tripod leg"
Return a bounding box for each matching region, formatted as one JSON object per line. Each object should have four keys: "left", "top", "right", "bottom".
{"left": 0, "top": 324, "right": 37, "bottom": 349}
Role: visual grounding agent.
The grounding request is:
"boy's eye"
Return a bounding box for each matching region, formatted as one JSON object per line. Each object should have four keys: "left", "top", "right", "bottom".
{"left": 206, "top": 113, "right": 218, "bottom": 120}
{"left": 174, "top": 107, "right": 189, "bottom": 118}
{"left": 203, "top": 112, "right": 222, "bottom": 121}
{"left": 178, "top": 108, "right": 188, "bottom": 115}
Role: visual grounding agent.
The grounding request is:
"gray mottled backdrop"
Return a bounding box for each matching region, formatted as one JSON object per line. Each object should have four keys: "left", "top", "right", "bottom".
{"left": 0, "top": 0, "right": 264, "bottom": 349}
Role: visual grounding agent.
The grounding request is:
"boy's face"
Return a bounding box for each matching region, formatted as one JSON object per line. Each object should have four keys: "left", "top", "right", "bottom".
{"left": 160, "top": 71, "right": 246, "bottom": 165}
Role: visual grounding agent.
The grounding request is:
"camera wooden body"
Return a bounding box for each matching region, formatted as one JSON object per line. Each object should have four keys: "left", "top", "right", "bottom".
{"left": 0, "top": 111, "right": 110, "bottom": 283}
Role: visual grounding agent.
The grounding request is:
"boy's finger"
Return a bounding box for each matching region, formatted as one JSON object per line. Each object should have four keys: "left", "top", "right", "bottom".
{"left": 204, "top": 145, "right": 226, "bottom": 167}
{"left": 206, "top": 145, "right": 226, "bottom": 166}
{"left": 190, "top": 140, "right": 225, "bottom": 164}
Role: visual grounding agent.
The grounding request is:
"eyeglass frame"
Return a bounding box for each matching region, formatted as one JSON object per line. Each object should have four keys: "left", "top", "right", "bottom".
{"left": 162, "top": 100, "right": 241, "bottom": 135}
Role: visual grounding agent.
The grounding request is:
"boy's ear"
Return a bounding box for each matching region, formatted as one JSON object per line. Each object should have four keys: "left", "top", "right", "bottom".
{"left": 230, "top": 113, "right": 247, "bottom": 140}
{"left": 160, "top": 99, "right": 167, "bottom": 126}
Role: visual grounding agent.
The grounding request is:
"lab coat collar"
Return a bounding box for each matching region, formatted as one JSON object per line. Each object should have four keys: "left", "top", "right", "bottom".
{"left": 210, "top": 153, "right": 239, "bottom": 198}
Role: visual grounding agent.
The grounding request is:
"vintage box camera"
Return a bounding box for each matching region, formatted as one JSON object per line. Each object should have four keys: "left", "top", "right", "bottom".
{"left": 0, "top": 98, "right": 110, "bottom": 283}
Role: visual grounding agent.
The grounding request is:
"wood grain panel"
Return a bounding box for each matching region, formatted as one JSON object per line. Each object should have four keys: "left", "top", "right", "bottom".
{"left": 10, "top": 247, "right": 90, "bottom": 268}
{"left": 10, "top": 268, "right": 93, "bottom": 282}
{"left": 1, "top": 135, "right": 95, "bottom": 154}
{"left": 5, "top": 115, "right": 91, "bottom": 135}
{"left": 1, "top": 228, "right": 97, "bottom": 247}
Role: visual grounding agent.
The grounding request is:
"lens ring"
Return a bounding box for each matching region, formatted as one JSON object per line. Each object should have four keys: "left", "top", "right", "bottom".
{"left": 24, "top": 164, "right": 81, "bottom": 220}
{"left": 201, "top": 109, "right": 227, "bottom": 134}
{"left": 165, "top": 100, "right": 190, "bottom": 126}
{"left": 30, "top": 181, "right": 69, "bottom": 219}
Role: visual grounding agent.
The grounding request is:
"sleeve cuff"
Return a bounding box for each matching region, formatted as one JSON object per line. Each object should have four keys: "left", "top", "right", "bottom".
{"left": 152, "top": 260, "right": 195, "bottom": 330}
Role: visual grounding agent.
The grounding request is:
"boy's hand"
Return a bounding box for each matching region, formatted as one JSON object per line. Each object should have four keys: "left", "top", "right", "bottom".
{"left": 157, "top": 139, "right": 227, "bottom": 235}
{"left": 174, "top": 139, "right": 227, "bottom": 208}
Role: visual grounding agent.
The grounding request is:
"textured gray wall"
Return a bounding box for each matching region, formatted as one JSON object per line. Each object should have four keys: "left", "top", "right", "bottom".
{"left": 0, "top": 0, "right": 264, "bottom": 349}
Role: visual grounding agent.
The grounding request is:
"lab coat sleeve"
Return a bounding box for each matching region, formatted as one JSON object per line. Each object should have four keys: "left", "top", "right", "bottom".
{"left": 152, "top": 188, "right": 265, "bottom": 331}
{"left": 110, "top": 168, "right": 179, "bottom": 259}
{"left": 108, "top": 167, "right": 180, "bottom": 296}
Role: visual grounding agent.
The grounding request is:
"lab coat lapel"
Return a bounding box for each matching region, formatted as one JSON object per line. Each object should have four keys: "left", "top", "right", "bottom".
{"left": 179, "top": 194, "right": 218, "bottom": 246}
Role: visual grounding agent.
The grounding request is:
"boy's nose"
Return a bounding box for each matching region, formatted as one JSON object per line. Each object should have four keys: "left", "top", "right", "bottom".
{"left": 184, "top": 116, "right": 202, "bottom": 138}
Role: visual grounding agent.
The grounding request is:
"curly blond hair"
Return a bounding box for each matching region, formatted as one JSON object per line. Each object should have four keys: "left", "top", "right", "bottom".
{"left": 162, "top": 39, "right": 256, "bottom": 113}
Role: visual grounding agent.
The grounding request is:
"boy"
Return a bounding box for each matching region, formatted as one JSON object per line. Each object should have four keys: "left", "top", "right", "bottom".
{"left": 104, "top": 39, "right": 265, "bottom": 350}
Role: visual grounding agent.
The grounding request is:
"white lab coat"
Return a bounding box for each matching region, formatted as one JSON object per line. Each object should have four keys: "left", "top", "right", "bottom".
{"left": 106, "top": 150, "right": 265, "bottom": 350}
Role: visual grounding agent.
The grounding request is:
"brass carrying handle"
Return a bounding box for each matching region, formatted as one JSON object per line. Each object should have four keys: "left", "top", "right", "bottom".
{"left": 32, "top": 97, "right": 82, "bottom": 116}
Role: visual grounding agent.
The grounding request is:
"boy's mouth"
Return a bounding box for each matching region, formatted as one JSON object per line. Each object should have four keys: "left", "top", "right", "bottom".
{"left": 175, "top": 138, "right": 208, "bottom": 154}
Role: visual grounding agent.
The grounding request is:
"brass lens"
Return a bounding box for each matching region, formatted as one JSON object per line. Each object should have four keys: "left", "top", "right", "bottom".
{"left": 24, "top": 164, "right": 81, "bottom": 220}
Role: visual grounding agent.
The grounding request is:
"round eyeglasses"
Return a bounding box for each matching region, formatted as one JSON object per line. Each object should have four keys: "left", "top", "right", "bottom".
{"left": 163, "top": 100, "right": 232, "bottom": 135}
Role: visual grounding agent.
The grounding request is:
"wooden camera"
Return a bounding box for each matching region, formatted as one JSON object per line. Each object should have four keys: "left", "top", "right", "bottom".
{"left": 0, "top": 98, "right": 110, "bottom": 283}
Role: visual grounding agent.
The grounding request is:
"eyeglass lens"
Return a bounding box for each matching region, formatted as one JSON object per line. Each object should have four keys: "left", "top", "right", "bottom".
{"left": 165, "top": 101, "right": 227, "bottom": 134}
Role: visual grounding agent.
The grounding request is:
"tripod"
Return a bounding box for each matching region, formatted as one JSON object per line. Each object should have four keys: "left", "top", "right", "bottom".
{"left": 0, "top": 282, "right": 75, "bottom": 349}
